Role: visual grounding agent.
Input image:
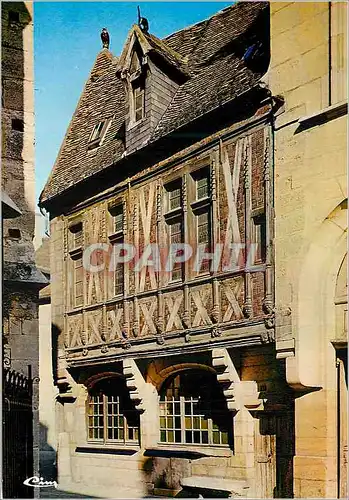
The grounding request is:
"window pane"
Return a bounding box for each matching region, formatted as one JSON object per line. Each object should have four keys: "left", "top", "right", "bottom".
{"left": 88, "top": 381, "right": 140, "bottom": 445}
{"left": 114, "top": 208, "right": 123, "bottom": 233}
{"left": 169, "top": 220, "right": 183, "bottom": 281}
{"left": 185, "top": 417, "right": 192, "bottom": 429}
{"left": 201, "top": 418, "right": 208, "bottom": 429}
{"left": 193, "top": 431, "right": 201, "bottom": 444}
{"left": 221, "top": 432, "right": 228, "bottom": 445}
{"left": 135, "top": 109, "right": 143, "bottom": 122}
{"left": 159, "top": 371, "right": 232, "bottom": 447}
{"left": 169, "top": 186, "right": 181, "bottom": 210}
{"left": 185, "top": 431, "right": 193, "bottom": 443}
{"left": 74, "top": 257, "right": 83, "bottom": 307}
{"left": 253, "top": 214, "right": 266, "bottom": 263}
{"left": 196, "top": 175, "right": 209, "bottom": 199}
{"left": 135, "top": 94, "right": 143, "bottom": 109}
{"left": 197, "top": 212, "right": 209, "bottom": 245}
{"left": 175, "top": 431, "right": 182, "bottom": 443}
{"left": 212, "top": 432, "right": 220, "bottom": 444}
{"left": 193, "top": 417, "right": 200, "bottom": 429}
{"left": 134, "top": 87, "right": 144, "bottom": 122}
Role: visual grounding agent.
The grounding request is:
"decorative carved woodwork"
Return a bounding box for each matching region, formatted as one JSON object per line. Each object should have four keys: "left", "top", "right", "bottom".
{"left": 62, "top": 125, "right": 274, "bottom": 355}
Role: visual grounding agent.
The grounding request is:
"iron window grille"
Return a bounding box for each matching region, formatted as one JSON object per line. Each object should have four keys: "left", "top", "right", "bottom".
{"left": 159, "top": 371, "right": 232, "bottom": 448}
{"left": 87, "top": 379, "right": 140, "bottom": 446}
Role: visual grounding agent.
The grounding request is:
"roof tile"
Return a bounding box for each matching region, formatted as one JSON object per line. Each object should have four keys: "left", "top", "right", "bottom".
{"left": 40, "top": 2, "right": 268, "bottom": 205}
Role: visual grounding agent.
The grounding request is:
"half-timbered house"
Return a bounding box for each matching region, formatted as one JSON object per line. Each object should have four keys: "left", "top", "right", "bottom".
{"left": 39, "top": 3, "right": 295, "bottom": 497}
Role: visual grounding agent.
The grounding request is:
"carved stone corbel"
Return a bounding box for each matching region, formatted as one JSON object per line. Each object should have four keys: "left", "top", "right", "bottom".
{"left": 212, "top": 348, "right": 264, "bottom": 412}
{"left": 212, "top": 348, "right": 241, "bottom": 411}
{"left": 123, "top": 358, "right": 146, "bottom": 412}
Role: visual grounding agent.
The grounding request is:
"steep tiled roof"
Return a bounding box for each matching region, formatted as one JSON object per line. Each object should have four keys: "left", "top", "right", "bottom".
{"left": 40, "top": 2, "right": 268, "bottom": 206}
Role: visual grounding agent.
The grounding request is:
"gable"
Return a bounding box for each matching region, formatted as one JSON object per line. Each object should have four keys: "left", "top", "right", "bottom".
{"left": 40, "top": 2, "right": 270, "bottom": 208}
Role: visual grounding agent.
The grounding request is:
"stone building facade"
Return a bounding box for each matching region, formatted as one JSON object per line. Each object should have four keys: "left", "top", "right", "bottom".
{"left": 39, "top": 2, "right": 347, "bottom": 498}
{"left": 2, "top": 2, "right": 46, "bottom": 496}
{"left": 266, "top": 2, "right": 348, "bottom": 498}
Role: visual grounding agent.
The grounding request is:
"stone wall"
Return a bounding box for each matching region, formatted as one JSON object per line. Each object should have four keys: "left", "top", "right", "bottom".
{"left": 1, "top": 1, "right": 43, "bottom": 489}
{"left": 53, "top": 346, "right": 292, "bottom": 498}
{"left": 267, "top": 2, "right": 347, "bottom": 497}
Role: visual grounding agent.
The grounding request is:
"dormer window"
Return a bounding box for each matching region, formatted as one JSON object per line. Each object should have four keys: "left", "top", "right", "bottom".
{"left": 133, "top": 83, "right": 145, "bottom": 123}
{"left": 88, "top": 120, "right": 110, "bottom": 150}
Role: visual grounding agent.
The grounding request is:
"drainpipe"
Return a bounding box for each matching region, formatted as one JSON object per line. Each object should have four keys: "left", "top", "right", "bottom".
{"left": 328, "top": 1, "right": 332, "bottom": 106}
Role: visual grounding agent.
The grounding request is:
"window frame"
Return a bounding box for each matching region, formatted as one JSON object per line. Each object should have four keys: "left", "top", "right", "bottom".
{"left": 88, "top": 119, "right": 110, "bottom": 150}
{"left": 133, "top": 84, "right": 145, "bottom": 123}
{"left": 86, "top": 380, "right": 140, "bottom": 447}
{"left": 164, "top": 180, "right": 184, "bottom": 283}
{"left": 68, "top": 221, "right": 84, "bottom": 309}
{"left": 251, "top": 210, "right": 266, "bottom": 265}
{"left": 112, "top": 237, "right": 124, "bottom": 297}
{"left": 190, "top": 168, "right": 212, "bottom": 276}
{"left": 72, "top": 254, "right": 83, "bottom": 308}
{"left": 158, "top": 372, "right": 233, "bottom": 449}
{"left": 108, "top": 203, "right": 125, "bottom": 297}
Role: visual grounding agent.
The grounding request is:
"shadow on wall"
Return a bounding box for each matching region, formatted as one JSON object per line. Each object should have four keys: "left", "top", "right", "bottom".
{"left": 39, "top": 422, "right": 57, "bottom": 482}
{"left": 52, "top": 323, "right": 60, "bottom": 385}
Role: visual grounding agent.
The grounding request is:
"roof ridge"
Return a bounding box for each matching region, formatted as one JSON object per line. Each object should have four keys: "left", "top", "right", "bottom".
{"left": 146, "top": 32, "right": 188, "bottom": 64}
{"left": 163, "top": 3, "right": 235, "bottom": 43}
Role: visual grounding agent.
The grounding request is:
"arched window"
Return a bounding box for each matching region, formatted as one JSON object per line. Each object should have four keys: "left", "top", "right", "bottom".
{"left": 87, "top": 377, "right": 140, "bottom": 445}
{"left": 159, "top": 370, "right": 233, "bottom": 447}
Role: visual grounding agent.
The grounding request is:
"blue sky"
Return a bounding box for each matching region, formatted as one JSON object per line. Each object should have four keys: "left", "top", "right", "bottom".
{"left": 34, "top": 1, "right": 233, "bottom": 202}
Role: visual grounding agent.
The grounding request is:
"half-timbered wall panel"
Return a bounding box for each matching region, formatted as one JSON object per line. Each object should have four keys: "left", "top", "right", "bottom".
{"left": 85, "top": 206, "right": 107, "bottom": 306}
{"left": 63, "top": 124, "right": 272, "bottom": 353}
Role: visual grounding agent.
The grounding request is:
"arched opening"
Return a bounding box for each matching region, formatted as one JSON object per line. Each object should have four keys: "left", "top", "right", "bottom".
{"left": 86, "top": 377, "right": 140, "bottom": 446}
{"left": 159, "top": 370, "right": 233, "bottom": 448}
